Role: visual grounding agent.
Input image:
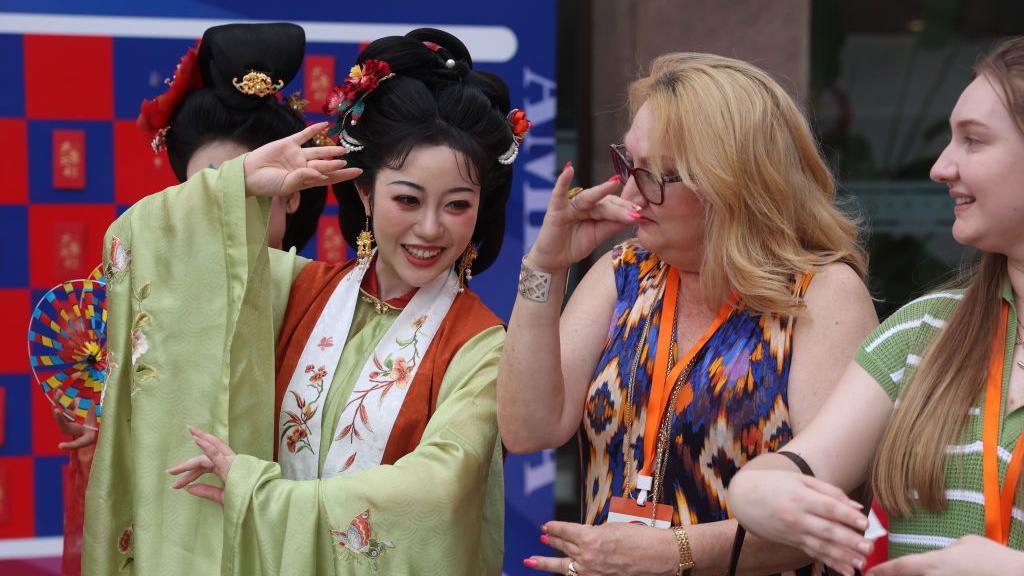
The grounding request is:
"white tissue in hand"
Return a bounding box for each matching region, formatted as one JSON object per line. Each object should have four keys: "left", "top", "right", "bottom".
{"left": 864, "top": 508, "right": 887, "bottom": 540}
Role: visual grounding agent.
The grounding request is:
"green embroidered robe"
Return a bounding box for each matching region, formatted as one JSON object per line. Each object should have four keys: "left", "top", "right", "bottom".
{"left": 84, "top": 155, "right": 505, "bottom": 575}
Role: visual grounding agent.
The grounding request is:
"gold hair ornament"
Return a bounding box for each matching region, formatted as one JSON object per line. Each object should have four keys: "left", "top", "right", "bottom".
{"left": 232, "top": 70, "right": 285, "bottom": 97}
{"left": 286, "top": 91, "right": 309, "bottom": 114}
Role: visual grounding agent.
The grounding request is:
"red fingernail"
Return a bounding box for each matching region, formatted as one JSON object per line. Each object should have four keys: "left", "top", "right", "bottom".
{"left": 564, "top": 161, "right": 572, "bottom": 171}
{"left": 523, "top": 558, "right": 539, "bottom": 568}
{"left": 628, "top": 210, "right": 642, "bottom": 219}
{"left": 608, "top": 174, "right": 622, "bottom": 183}
{"left": 540, "top": 534, "right": 550, "bottom": 545}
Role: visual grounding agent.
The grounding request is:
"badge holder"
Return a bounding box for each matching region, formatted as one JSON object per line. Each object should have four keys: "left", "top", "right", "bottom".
{"left": 607, "top": 474, "right": 673, "bottom": 528}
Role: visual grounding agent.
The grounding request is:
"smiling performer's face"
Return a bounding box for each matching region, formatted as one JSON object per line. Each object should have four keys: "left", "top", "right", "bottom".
{"left": 357, "top": 144, "right": 481, "bottom": 297}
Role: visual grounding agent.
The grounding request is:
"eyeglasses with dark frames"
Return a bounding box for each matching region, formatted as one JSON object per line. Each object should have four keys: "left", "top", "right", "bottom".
{"left": 609, "top": 144, "right": 683, "bottom": 205}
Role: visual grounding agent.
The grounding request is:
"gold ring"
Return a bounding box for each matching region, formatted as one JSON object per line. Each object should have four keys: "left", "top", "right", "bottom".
{"left": 567, "top": 560, "right": 578, "bottom": 576}
{"left": 567, "top": 186, "right": 585, "bottom": 199}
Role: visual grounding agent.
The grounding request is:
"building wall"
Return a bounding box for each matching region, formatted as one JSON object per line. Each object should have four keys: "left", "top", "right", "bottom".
{"left": 587, "top": 0, "right": 810, "bottom": 182}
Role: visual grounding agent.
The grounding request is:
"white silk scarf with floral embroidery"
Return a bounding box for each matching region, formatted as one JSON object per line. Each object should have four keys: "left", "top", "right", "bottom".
{"left": 278, "top": 258, "right": 459, "bottom": 480}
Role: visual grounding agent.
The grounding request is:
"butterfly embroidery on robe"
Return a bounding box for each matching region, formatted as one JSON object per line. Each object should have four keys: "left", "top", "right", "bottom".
{"left": 331, "top": 509, "right": 394, "bottom": 570}
{"left": 105, "top": 235, "right": 131, "bottom": 281}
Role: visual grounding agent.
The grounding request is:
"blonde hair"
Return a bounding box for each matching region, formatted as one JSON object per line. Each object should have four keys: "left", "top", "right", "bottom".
{"left": 628, "top": 53, "right": 866, "bottom": 316}
{"left": 873, "top": 37, "right": 1024, "bottom": 517}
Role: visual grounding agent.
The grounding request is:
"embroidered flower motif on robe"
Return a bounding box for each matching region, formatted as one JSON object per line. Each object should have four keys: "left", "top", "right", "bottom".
{"left": 117, "top": 525, "right": 134, "bottom": 572}
{"left": 333, "top": 316, "right": 428, "bottom": 471}
{"left": 130, "top": 328, "right": 149, "bottom": 365}
{"left": 280, "top": 364, "right": 327, "bottom": 454}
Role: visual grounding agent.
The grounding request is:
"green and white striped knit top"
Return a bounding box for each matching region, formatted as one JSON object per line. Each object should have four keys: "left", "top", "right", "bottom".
{"left": 855, "top": 278, "right": 1023, "bottom": 559}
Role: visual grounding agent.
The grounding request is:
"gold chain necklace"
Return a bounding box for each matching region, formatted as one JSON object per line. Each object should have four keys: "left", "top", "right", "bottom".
{"left": 621, "top": 317, "right": 653, "bottom": 497}
{"left": 648, "top": 308, "right": 694, "bottom": 522}
{"left": 359, "top": 288, "right": 401, "bottom": 315}
{"left": 621, "top": 263, "right": 672, "bottom": 497}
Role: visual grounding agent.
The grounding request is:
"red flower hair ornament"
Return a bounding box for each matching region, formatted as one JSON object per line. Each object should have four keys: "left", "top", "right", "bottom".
{"left": 498, "top": 108, "right": 531, "bottom": 165}
{"left": 324, "top": 56, "right": 531, "bottom": 166}
{"left": 323, "top": 58, "right": 396, "bottom": 152}
{"left": 323, "top": 59, "right": 395, "bottom": 125}
{"left": 137, "top": 42, "right": 203, "bottom": 152}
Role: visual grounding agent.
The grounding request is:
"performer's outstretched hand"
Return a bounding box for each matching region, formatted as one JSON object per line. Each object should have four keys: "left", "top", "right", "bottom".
{"left": 167, "top": 426, "right": 237, "bottom": 506}
{"left": 242, "top": 121, "right": 362, "bottom": 198}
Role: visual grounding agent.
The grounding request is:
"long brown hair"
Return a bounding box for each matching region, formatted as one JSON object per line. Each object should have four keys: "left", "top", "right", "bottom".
{"left": 872, "top": 37, "right": 1024, "bottom": 516}
{"left": 628, "top": 53, "right": 866, "bottom": 316}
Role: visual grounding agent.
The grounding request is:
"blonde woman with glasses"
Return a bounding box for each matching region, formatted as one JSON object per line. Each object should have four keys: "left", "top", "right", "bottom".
{"left": 498, "top": 53, "right": 876, "bottom": 576}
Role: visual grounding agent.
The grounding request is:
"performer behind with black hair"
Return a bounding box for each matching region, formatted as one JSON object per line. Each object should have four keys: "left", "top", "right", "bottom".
{"left": 53, "top": 23, "right": 325, "bottom": 576}
{"left": 139, "top": 22, "right": 327, "bottom": 252}
{"left": 87, "top": 28, "right": 524, "bottom": 575}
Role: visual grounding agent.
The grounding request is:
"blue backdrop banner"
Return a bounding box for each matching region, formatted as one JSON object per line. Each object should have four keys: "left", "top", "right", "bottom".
{"left": 0, "top": 1, "right": 556, "bottom": 572}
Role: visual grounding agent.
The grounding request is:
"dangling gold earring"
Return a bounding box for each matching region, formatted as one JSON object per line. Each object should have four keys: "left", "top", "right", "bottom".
{"left": 356, "top": 214, "right": 374, "bottom": 268}
{"left": 457, "top": 245, "right": 478, "bottom": 293}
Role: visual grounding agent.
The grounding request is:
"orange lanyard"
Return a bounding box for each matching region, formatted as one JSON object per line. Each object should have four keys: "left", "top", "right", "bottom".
{"left": 640, "top": 267, "right": 734, "bottom": 477}
{"left": 982, "top": 302, "right": 1024, "bottom": 545}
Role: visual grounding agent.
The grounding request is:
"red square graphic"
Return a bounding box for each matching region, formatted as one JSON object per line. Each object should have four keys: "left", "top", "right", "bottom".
{"left": 317, "top": 214, "right": 348, "bottom": 264}
{"left": 32, "top": 382, "right": 65, "bottom": 458}
{"left": 114, "top": 120, "right": 178, "bottom": 205}
{"left": 0, "top": 120, "right": 28, "bottom": 204}
{"left": 25, "top": 35, "right": 114, "bottom": 120}
{"left": 52, "top": 130, "right": 87, "bottom": 189}
{"left": 304, "top": 55, "right": 336, "bottom": 113}
{"left": 0, "top": 289, "right": 30, "bottom": 373}
{"left": 0, "top": 457, "right": 34, "bottom": 538}
{"left": 29, "top": 204, "right": 115, "bottom": 289}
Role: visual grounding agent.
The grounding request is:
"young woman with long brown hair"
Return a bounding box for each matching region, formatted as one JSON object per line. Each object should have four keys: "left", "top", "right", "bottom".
{"left": 729, "top": 37, "right": 1024, "bottom": 576}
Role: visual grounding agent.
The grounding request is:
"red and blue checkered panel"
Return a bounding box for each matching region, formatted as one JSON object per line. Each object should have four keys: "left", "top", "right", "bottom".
{"left": 0, "top": 31, "right": 351, "bottom": 542}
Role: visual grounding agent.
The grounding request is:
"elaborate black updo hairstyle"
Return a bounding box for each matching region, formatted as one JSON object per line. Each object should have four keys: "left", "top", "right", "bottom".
{"left": 333, "top": 28, "right": 516, "bottom": 275}
{"left": 164, "top": 23, "right": 326, "bottom": 252}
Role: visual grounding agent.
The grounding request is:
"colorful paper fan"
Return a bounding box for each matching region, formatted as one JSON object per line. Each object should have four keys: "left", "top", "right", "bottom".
{"left": 28, "top": 279, "right": 108, "bottom": 428}
{"left": 88, "top": 262, "right": 105, "bottom": 282}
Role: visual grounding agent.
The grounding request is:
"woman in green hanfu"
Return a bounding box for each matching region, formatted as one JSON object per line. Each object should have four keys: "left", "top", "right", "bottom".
{"left": 85, "top": 29, "right": 524, "bottom": 575}
{"left": 64, "top": 23, "right": 326, "bottom": 574}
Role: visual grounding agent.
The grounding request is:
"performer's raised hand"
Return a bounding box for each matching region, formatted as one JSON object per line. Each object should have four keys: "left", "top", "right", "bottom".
{"left": 242, "top": 121, "right": 362, "bottom": 199}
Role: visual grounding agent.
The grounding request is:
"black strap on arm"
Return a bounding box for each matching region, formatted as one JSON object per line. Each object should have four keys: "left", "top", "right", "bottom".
{"left": 727, "top": 450, "right": 831, "bottom": 576}
{"left": 777, "top": 450, "right": 815, "bottom": 476}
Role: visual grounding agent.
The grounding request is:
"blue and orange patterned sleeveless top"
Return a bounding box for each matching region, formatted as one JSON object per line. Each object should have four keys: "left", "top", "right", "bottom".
{"left": 581, "top": 241, "right": 814, "bottom": 572}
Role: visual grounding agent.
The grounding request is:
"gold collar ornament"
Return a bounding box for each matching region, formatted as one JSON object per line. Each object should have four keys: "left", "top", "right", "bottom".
{"left": 232, "top": 70, "right": 285, "bottom": 97}
{"left": 359, "top": 289, "right": 400, "bottom": 315}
